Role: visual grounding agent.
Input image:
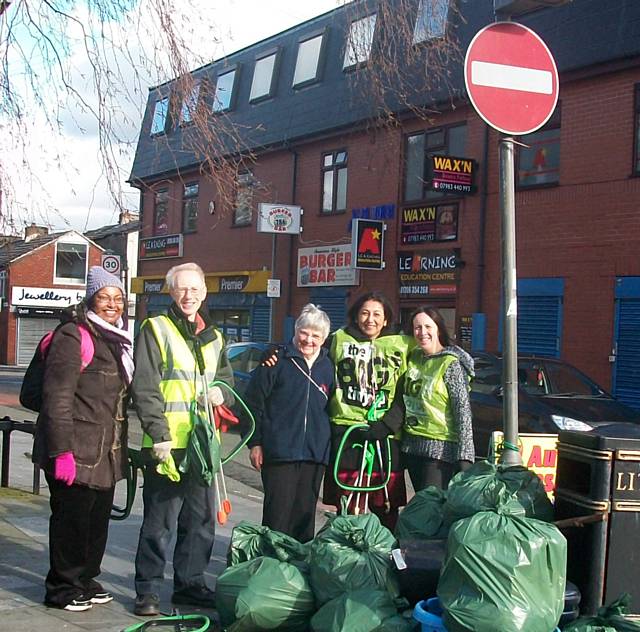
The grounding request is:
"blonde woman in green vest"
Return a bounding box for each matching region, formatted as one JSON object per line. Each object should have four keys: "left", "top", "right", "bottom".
{"left": 382, "top": 306, "right": 475, "bottom": 491}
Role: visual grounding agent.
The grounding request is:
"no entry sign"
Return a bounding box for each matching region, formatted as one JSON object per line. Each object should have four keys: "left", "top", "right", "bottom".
{"left": 464, "top": 21, "right": 558, "bottom": 136}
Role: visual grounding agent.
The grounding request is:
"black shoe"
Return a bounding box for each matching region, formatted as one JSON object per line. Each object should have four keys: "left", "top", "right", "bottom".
{"left": 63, "top": 597, "right": 93, "bottom": 612}
{"left": 134, "top": 593, "right": 160, "bottom": 616}
{"left": 91, "top": 591, "right": 114, "bottom": 604}
{"left": 171, "top": 586, "right": 215, "bottom": 608}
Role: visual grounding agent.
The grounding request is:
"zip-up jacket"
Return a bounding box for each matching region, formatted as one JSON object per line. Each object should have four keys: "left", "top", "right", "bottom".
{"left": 245, "top": 343, "right": 334, "bottom": 465}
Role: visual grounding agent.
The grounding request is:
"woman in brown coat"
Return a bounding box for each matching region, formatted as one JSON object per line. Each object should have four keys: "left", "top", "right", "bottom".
{"left": 32, "top": 267, "right": 133, "bottom": 612}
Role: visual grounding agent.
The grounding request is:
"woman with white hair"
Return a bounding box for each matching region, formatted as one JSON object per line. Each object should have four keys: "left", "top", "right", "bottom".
{"left": 245, "top": 303, "right": 334, "bottom": 542}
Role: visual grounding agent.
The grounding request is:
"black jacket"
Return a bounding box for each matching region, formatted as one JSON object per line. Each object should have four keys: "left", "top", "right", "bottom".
{"left": 32, "top": 304, "right": 128, "bottom": 489}
{"left": 246, "top": 343, "right": 334, "bottom": 465}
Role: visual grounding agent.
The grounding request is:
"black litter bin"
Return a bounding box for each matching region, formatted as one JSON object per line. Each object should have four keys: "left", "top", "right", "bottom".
{"left": 555, "top": 422, "right": 640, "bottom": 615}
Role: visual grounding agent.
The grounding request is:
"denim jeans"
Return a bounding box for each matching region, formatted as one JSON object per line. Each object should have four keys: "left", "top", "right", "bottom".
{"left": 134, "top": 464, "right": 216, "bottom": 595}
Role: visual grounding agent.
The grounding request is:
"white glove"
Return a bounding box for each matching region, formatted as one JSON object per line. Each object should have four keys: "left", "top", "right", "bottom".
{"left": 207, "top": 386, "right": 224, "bottom": 407}
{"left": 152, "top": 441, "right": 173, "bottom": 462}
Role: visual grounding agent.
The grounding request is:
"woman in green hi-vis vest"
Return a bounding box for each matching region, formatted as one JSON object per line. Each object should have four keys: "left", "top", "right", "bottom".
{"left": 322, "top": 291, "right": 413, "bottom": 531}
{"left": 382, "top": 306, "right": 475, "bottom": 491}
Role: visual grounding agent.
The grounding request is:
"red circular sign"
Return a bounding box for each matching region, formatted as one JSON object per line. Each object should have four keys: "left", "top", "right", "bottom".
{"left": 464, "top": 22, "right": 558, "bottom": 136}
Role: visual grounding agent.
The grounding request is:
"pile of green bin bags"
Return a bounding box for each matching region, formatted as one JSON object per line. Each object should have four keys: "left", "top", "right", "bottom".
{"left": 216, "top": 514, "right": 417, "bottom": 631}
{"left": 562, "top": 594, "right": 640, "bottom": 631}
{"left": 394, "top": 462, "right": 566, "bottom": 632}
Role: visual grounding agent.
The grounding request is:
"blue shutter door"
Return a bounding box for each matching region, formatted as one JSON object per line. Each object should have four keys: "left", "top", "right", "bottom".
{"left": 251, "top": 304, "right": 270, "bottom": 342}
{"left": 517, "top": 295, "right": 562, "bottom": 357}
{"left": 613, "top": 281, "right": 640, "bottom": 410}
{"left": 309, "top": 287, "right": 347, "bottom": 333}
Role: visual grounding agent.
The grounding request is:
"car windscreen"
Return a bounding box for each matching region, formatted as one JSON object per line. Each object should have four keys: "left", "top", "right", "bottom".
{"left": 519, "top": 360, "right": 608, "bottom": 398}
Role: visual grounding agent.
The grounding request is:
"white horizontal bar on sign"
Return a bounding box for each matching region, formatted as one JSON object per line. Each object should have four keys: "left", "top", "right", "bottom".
{"left": 470, "top": 60, "right": 553, "bottom": 95}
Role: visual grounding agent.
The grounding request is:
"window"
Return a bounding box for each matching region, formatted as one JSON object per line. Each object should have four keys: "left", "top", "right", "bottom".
{"left": 213, "top": 69, "right": 237, "bottom": 112}
{"left": 182, "top": 182, "right": 199, "bottom": 233}
{"left": 322, "top": 151, "right": 348, "bottom": 213}
{"left": 517, "top": 107, "right": 561, "bottom": 188}
{"left": 150, "top": 97, "right": 169, "bottom": 135}
{"left": 413, "top": 0, "right": 450, "bottom": 43}
{"left": 54, "top": 241, "right": 87, "bottom": 285}
{"left": 633, "top": 84, "right": 640, "bottom": 174}
{"left": 293, "top": 34, "right": 324, "bottom": 86}
{"left": 233, "top": 173, "right": 254, "bottom": 226}
{"left": 344, "top": 14, "right": 377, "bottom": 69}
{"left": 250, "top": 52, "right": 277, "bottom": 102}
{"left": 179, "top": 83, "right": 201, "bottom": 125}
{"left": 153, "top": 188, "right": 169, "bottom": 235}
{"left": 0, "top": 270, "right": 6, "bottom": 301}
{"left": 404, "top": 124, "right": 467, "bottom": 201}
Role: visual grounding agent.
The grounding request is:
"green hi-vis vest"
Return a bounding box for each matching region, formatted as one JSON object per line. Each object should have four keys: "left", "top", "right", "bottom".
{"left": 402, "top": 351, "right": 459, "bottom": 442}
{"left": 141, "top": 315, "right": 223, "bottom": 449}
{"left": 329, "top": 329, "right": 411, "bottom": 426}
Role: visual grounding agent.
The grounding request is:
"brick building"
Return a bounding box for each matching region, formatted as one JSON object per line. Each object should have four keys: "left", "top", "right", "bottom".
{"left": 128, "top": 0, "right": 640, "bottom": 409}
{"left": 0, "top": 227, "right": 104, "bottom": 365}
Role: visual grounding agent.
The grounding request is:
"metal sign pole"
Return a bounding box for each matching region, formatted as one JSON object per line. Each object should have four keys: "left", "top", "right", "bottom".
{"left": 268, "top": 233, "right": 277, "bottom": 341}
{"left": 499, "top": 136, "right": 522, "bottom": 466}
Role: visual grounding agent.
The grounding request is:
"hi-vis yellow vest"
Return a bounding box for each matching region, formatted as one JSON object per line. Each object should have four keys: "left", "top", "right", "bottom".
{"left": 402, "top": 352, "right": 458, "bottom": 442}
{"left": 141, "top": 315, "right": 223, "bottom": 449}
{"left": 329, "top": 329, "right": 411, "bottom": 426}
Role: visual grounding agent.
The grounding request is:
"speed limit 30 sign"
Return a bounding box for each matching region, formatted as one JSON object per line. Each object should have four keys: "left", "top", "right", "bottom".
{"left": 101, "top": 254, "right": 121, "bottom": 276}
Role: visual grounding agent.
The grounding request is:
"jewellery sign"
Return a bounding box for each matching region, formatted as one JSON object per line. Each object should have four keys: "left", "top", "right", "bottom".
{"left": 401, "top": 203, "right": 459, "bottom": 244}
{"left": 257, "top": 203, "right": 302, "bottom": 234}
{"left": 12, "top": 286, "right": 85, "bottom": 308}
{"left": 397, "top": 250, "right": 459, "bottom": 297}
{"left": 429, "top": 155, "right": 476, "bottom": 194}
{"left": 139, "top": 234, "right": 183, "bottom": 260}
{"left": 297, "top": 244, "right": 358, "bottom": 287}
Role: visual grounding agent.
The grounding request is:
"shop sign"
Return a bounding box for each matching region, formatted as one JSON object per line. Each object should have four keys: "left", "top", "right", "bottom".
{"left": 348, "top": 203, "right": 395, "bottom": 231}
{"left": 491, "top": 432, "right": 558, "bottom": 498}
{"left": 297, "top": 244, "right": 358, "bottom": 287}
{"left": 428, "top": 155, "right": 476, "bottom": 195}
{"left": 12, "top": 286, "right": 84, "bottom": 308}
{"left": 15, "top": 306, "right": 64, "bottom": 318}
{"left": 143, "top": 279, "right": 165, "bottom": 293}
{"left": 397, "top": 250, "right": 459, "bottom": 297}
{"left": 139, "top": 234, "right": 183, "bottom": 260}
{"left": 459, "top": 315, "right": 473, "bottom": 350}
{"left": 352, "top": 219, "right": 385, "bottom": 270}
{"left": 219, "top": 276, "right": 249, "bottom": 293}
{"left": 257, "top": 203, "right": 302, "bottom": 234}
{"left": 401, "top": 203, "right": 459, "bottom": 244}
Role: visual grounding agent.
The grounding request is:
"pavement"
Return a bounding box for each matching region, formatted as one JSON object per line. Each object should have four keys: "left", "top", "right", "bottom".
{"left": 0, "top": 376, "right": 335, "bottom": 632}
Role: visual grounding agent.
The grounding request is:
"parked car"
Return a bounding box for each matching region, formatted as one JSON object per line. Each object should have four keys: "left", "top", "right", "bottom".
{"left": 224, "top": 341, "right": 270, "bottom": 397}
{"left": 470, "top": 352, "right": 640, "bottom": 458}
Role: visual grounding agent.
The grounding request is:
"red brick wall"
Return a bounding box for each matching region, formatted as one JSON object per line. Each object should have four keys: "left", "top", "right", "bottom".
{"left": 1, "top": 241, "right": 103, "bottom": 365}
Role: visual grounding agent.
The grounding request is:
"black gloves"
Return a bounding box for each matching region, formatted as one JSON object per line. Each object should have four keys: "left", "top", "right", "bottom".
{"left": 353, "top": 421, "right": 392, "bottom": 443}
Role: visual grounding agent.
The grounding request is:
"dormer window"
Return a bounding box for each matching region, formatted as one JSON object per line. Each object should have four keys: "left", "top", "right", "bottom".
{"left": 180, "top": 82, "right": 201, "bottom": 125}
{"left": 250, "top": 51, "right": 278, "bottom": 102}
{"left": 413, "top": 0, "right": 449, "bottom": 43}
{"left": 213, "top": 69, "right": 238, "bottom": 112}
{"left": 293, "top": 33, "right": 324, "bottom": 87}
{"left": 54, "top": 238, "right": 88, "bottom": 285}
{"left": 150, "top": 97, "right": 169, "bottom": 135}
{"left": 344, "top": 14, "right": 377, "bottom": 68}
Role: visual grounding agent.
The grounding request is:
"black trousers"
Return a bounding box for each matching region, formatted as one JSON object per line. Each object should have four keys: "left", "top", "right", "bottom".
{"left": 44, "top": 473, "right": 115, "bottom": 607}
{"left": 404, "top": 454, "right": 457, "bottom": 492}
{"left": 260, "top": 461, "right": 324, "bottom": 543}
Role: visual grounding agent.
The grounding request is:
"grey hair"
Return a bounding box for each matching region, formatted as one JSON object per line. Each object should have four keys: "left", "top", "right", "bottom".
{"left": 295, "top": 303, "right": 331, "bottom": 339}
{"left": 165, "top": 262, "right": 206, "bottom": 290}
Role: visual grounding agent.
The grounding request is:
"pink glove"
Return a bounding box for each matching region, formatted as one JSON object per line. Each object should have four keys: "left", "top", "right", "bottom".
{"left": 54, "top": 452, "right": 76, "bottom": 486}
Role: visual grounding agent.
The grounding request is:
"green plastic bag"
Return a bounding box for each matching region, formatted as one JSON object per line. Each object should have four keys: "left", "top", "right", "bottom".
{"left": 373, "top": 613, "right": 420, "bottom": 631}
{"left": 227, "top": 521, "right": 308, "bottom": 567}
{"left": 215, "top": 556, "right": 315, "bottom": 631}
{"left": 394, "top": 486, "right": 448, "bottom": 540}
{"left": 563, "top": 594, "right": 640, "bottom": 631}
{"left": 179, "top": 401, "right": 220, "bottom": 486}
{"left": 309, "top": 512, "right": 400, "bottom": 606}
{"left": 444, "top": 461, "right": 554, "bottom": 525}
{"left": 438, "top": 497, "right": 567, "bottom": 632}
{"left": 310, "top": 589, "right": 398, "bottom": 632}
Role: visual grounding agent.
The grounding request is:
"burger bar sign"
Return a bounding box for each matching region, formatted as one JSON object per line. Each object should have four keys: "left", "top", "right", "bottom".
{"left": 257, "top": 203, "right": 302, "bottom": 234}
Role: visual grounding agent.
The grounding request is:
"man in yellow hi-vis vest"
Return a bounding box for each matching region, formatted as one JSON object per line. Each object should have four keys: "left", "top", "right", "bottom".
{"left": 131, "top": 262, "right": 234, "bottom": 616}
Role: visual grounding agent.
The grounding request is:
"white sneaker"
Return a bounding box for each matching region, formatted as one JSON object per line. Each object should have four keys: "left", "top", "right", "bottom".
{"left": 91, "top": 591, "right": 114, "bottom": 604}
{"left": 63, "top": 597, "right": 93, "bottom": 612}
